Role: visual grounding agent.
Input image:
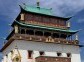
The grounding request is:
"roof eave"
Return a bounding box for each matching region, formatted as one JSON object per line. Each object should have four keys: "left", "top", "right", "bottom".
{"left": 15, "top": 21, "right": 78, "bottom": 34}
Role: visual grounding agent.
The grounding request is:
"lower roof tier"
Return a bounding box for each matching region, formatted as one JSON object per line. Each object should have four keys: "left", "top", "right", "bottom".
{"left": 13, "top": 21, "right": 78, "bottom": 34}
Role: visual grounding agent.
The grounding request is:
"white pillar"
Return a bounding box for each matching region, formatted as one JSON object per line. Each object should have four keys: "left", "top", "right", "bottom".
{"left": 20, "top": 13, "right": 24, "bottom": 20}
{"left": 14, "top": 25, "right": 18, "bottom": 33}
{"left": 67, "top": 22, "right": 70, "bottom": 28}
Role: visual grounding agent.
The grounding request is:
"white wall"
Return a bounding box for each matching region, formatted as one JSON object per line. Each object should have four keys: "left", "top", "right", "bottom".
{"left": 2, "top": 40, "right": 81, "bottom": 62}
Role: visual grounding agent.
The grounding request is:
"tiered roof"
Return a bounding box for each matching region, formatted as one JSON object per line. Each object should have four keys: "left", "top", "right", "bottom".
{"left": 14, "top": 21, "right": 78, "bottom": 34}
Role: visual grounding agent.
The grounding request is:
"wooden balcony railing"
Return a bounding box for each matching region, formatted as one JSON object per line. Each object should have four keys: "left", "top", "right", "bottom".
{"left": 10, "top": 34, "right": 79, "bottom": 45}
{"left": 35, "top": 56, "right": 71, "bottom": 62}
{"left": 24, "top": 21, "right": 68, "bottom": 29}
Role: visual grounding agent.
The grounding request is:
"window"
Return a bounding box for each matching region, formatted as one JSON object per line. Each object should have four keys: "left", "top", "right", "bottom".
{"left": 39, "top": 51, "right": 44, "bottom": 56}
{"left": 44, "top": 32, "right": 51, "bottom": 37}
{"left": 35, "top": 31, "right": 43, "bottom": 36}
{"left": 6, "top": 54, "right": 8, "bottom": 57}
{"left": 26, "top": 30, "right": 34, "bottom": 35}
{"left": 28, "top": 50, "right": 33, "bottom": 59}
{"left": 53, "top": 33, "right": 59, "bottom": 38}
{"left": 67, "top": 53, "right": 71, "bottom": 57}
{"left": 21, "top": 29, "right": 25, "bottom": 34}
{"left": 57, "top": 52, "right": 61, "bottom": 56}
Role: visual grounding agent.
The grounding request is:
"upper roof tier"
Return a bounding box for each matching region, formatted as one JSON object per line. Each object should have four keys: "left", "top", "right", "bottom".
{"left": 20, "top": 4, "right": 71, "bottom": 20}
{"left": 21, "top": 5, "right": 52, "bottom": 15}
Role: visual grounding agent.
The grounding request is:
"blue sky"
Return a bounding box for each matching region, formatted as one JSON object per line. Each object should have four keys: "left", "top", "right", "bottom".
{"left": 0, "top": 0, "right": 84, "bottom": 62}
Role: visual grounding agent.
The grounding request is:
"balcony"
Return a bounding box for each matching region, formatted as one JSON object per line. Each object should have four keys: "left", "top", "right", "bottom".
{"left": 35, "top": 56, "right": 71, "bottom": 62}
{"left": 0, "top": 33, "right": 79, "bottom": 52}
{"left": 10, "top": 34, "right": 79, "bottom": 45}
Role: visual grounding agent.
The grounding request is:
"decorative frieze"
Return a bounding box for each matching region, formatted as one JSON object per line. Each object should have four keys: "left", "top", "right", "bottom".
{"left": 25, "top": 21, "right": 67, "bottom": 29}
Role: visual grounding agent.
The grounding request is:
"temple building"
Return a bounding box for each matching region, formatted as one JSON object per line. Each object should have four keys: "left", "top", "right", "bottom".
{"left": 0, "top": 1, "right": 82, "bottom": 62}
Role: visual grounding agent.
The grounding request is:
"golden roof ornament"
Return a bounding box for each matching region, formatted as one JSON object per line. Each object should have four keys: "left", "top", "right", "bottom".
{"left": 37, "top": 0, "right": 40, "bottom": 8}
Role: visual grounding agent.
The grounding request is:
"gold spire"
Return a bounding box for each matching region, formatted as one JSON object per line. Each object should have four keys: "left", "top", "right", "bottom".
{"left": 37, "top": 0, "right": 40, "bottom": 8}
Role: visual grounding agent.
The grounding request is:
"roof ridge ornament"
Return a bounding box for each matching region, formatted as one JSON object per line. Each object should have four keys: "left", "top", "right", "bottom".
{"left": 37, "top": 0, "right": 40, "bottom": 8}
{"left": 22, "top": 3, "right": 27, "bottom": 9}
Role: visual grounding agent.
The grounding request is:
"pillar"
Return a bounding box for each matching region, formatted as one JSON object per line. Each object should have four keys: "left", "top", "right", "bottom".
{"left": 20, "top": 13, "right": 24, "bottom": 20}
{"left": 14, "top": 25, "right": 18, "bottom": 33}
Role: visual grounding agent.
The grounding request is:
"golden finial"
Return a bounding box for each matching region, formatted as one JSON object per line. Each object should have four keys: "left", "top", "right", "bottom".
{"left": 37, "top": 0, "right": 40, "bottom": 8}
{"left": 23, "top": 3, "right": 26, "bottom": 5}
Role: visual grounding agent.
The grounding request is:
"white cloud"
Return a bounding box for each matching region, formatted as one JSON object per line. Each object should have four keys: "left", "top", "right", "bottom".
{"left": 43, "top": 0, "right": 84, "bottom": 16}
